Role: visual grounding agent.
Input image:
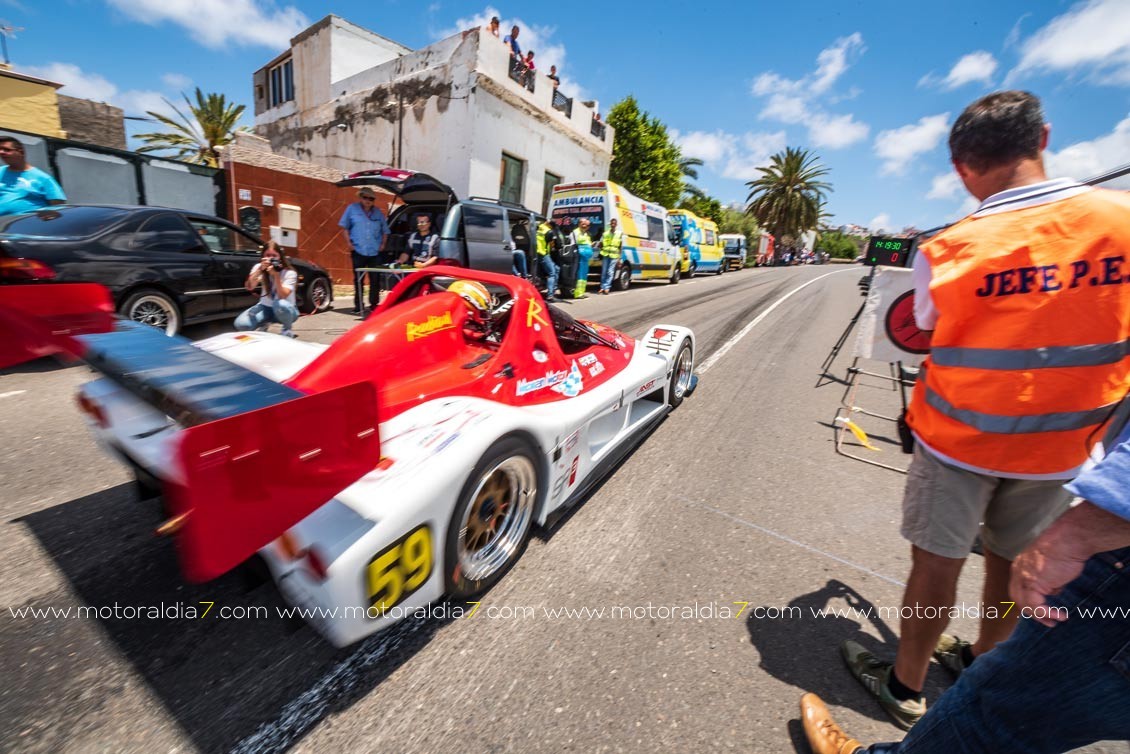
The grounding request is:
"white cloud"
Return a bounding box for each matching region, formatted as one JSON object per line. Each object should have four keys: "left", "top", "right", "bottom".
{"left": 811, "top": 33, "right": 866, "bottom": 94}
{"left": 873, "top": 113, "right": 951, "bottom": 175}
{"left": 1010, "top": 0, "right": 1130, "bottom": 85}
{"left": 869, "top": 213, "right": 891, "bottom": 233}
{"left": 750, "top": 33, "right": 869, "bottom": 149}
{"left": 926, "top": 171, "right": 963, "bottom": 200}
{"left": 1046, "top": 114, "right": 1130, "bottom": 188}
{"left": 23, "top": 62, "right": 118, "bottom": 102}
{"left": 808, "top": 113, "right": 870, "bottom": 149}
{"left": 673, "top": 129, "right": 788, "bottom": 181}
{"left": 436, "top": 7, "right": 588, "bottom": 101}
{"left": 920, "top": 51, "right": 998, "bottom": 90}
{"left": 162, "top": 73, "right": 193, "bottom": 91}
{"left": 106, "top": 0, "right": 308, "bottom": 51}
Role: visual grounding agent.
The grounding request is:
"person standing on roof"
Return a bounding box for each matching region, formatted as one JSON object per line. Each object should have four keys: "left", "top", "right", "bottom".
{"left": 597, "top": 217, "right": 623, "bottom": 294}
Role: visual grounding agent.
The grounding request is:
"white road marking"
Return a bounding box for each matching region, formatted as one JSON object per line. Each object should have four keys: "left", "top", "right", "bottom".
{"left": 680, "top": 497, "right": 906, "bottom": 588}
{"left": 695, "top": 270, "right": 848, "bottom": 375}
{"left": 0, "top": 390, "right": 27, "bottom": 400}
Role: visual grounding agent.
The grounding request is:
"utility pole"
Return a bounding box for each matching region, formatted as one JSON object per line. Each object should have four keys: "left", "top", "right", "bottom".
{"left": 0, "top": 22, "right": 24, "bottom": 66}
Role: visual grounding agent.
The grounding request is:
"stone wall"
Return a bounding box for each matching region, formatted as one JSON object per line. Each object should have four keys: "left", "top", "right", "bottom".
{"left": 57, "top": 95, "right": 126, "bottom": 150}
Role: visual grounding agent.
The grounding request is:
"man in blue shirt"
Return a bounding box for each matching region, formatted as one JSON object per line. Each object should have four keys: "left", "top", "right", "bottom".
{"left": 503, "top": 25, "right": 521, "bottom": 58}
{"left": 0, "top": 137, "right": 66, "bottom": 216}
{"left": 339, "top": 187, "right": 389, "bottom": 313}
{"left": 800, "top": 410, "right": 1130, "bottom": 753}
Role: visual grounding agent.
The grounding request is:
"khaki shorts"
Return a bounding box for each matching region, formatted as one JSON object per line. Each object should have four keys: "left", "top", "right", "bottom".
{"left": 900, "top": 446, "right": 1073, "bottom": 560}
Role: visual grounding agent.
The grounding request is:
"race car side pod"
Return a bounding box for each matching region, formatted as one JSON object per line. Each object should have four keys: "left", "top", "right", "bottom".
{"left": 0, "top": 283, "right": 115, "bottom": 369}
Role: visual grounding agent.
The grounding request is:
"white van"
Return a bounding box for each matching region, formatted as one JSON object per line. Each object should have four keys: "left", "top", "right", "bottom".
{"left": 549, "top": 180, "right": 681, "bottom": 290}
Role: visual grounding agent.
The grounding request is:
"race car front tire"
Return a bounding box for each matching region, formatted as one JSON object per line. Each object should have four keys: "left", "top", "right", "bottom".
{"left": 445, "top": 435, "right": 539, "bottom": 599}
{"left": 668, "top": 338, "right": 694, "bottom": 409}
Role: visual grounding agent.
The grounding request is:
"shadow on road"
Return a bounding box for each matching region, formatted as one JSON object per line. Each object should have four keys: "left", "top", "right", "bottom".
{"left": 8, "top": 483, "right": 451, "bottom": 753}
{"left": 748, "top": 580, "right": 958, "bottom": 751}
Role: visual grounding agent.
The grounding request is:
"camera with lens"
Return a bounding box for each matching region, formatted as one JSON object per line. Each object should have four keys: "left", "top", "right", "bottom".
{"left": 269, "top": 259, "right": 284, "bottom": 271}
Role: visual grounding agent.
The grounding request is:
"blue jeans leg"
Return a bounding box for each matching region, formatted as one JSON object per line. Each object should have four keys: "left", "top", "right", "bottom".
{"left": 512, "top": 250, "right": 529, "bottom": 278}
{"left": 539, "top": 256, "right": 558, "bottom": 298}
{"left": 868, "top": 548, "right": 1130, "bottom": 753}
{"left": 600, "top": 256, "right": 615, "bottom": 291}
{"left": 234, "top": 302, "right": 275, "bottom": 331}
{"left": 273, "top": 299, "right": 298, "bottom": 333}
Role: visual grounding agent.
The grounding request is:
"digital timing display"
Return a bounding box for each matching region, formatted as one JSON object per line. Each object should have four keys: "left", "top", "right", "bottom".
{"left": 865, "top": 236, "right": 912, "bottom": 267}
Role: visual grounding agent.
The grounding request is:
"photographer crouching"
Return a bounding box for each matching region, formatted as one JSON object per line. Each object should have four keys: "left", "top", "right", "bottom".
{"left": 235, "top": 241, "right": 299, "bottom": 338}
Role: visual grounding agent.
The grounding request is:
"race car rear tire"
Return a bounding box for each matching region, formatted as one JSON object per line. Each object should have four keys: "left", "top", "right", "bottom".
{"left": 445, "top": 436, "right": 539, "bottom": 599}
{"left": 668, "top": 338, "right": 694, "bottom": 409}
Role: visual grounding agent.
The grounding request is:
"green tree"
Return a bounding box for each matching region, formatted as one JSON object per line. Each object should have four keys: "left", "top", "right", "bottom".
{"left": 744, "top": 147, "right": 831, "bottom": 239}
{"left": 677, "top": 193, "right": 723, "bottom": 223}
{"left": 717, "top": 205, "right": 759, "bottom": 242}
{"left": 135, "top": 88, "right": 249, "bottom": 167}
{"left": 818, "top": 230, "right": 863, "bottom": 259}
{"left": 679, "top": 155, "right": 706, "bottom": 201}
{"left": 607, "top": 96, "right": 683, "bottom": 208}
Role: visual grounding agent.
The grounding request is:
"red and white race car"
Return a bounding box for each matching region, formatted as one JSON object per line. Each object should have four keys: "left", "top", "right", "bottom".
{"left": 1, "top": 267, "right": 696, "bottom": 646}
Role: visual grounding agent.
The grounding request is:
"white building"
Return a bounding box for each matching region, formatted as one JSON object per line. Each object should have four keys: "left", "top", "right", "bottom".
{"left": 252, "top": 16, "right": 613, "bottom": 214}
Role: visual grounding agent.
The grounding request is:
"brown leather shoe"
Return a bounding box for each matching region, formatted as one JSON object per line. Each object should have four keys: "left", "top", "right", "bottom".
{"left": 800, "top": 693, "right": 864, "bottom": 754}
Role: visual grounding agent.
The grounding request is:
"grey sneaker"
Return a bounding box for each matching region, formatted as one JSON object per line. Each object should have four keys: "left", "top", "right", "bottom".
{"left": 934, "top": 634, "right": 971, "bottom": 678}
{"left": 840, "top": 640, "right": 925, "bottom": 730}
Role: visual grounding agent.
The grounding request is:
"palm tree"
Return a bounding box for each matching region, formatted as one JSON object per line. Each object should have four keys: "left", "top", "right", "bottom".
{"left": 135, "top": 88, "right": 249, "bottom": 167}
{"left": 679, "top": 155, "right": 706, "bottom": 201}
{"left": 744, "top": 147, "right": 831, "bottom": 239}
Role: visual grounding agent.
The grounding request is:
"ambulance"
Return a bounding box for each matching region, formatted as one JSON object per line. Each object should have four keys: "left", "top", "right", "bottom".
{"left": 549, "top": 181, "right": 681, "bottom": 291}
{"left": 668, "top": 209, "right": 725, "bottom": 277}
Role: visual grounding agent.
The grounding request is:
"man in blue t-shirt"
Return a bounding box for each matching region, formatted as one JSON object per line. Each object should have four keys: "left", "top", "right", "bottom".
{"left": 503, "top": 25, "right": 522, "bottom": 58}
{"left": 0, "top": 137, "right": 66, "bottom": 216}
{"left": 339, "top": 187, "right": 389, "bottom": 313}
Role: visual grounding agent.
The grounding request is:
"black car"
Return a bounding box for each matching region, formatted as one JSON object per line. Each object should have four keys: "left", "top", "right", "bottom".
{"left": 0, "top": 205, "right": 333, "bottom": 335}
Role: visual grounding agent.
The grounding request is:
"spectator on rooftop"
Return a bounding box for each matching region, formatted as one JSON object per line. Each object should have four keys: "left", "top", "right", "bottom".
{"left": 503, "top": 25, "right": 521, "bottom": 57}
{"left": 548, "top": 65, "right": 560, "bottom": 89}
{"left": 486, "top": 16, "right": 501, "bottom": 37}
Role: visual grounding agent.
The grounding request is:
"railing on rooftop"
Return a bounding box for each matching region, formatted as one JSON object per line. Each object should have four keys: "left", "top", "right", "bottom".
{"left": 508, "top": 57, "right": 535, "bottom": 93}
{"left": 590, "top": 118, "right": 606, "bottom": 141}
{"left": 552, "top": 89, "right": 573, "bottom": 118}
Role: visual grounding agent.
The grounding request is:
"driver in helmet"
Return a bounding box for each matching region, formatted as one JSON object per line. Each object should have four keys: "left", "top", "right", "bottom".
{"left": 448, "top": 279, "right": 497, "bottom": 341}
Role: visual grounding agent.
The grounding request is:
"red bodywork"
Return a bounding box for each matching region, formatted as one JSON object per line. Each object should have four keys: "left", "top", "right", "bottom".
{"left": 289, "top": 266, "right": 635, "bottom": 420}
{"left": 0, "top": 283, "right": 114, "bottom": 368}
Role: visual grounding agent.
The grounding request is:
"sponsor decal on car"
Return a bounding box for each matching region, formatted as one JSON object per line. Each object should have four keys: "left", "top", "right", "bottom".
{"left": 635, "top": 378, "right": 658, "bottom": 397}
{"left": 406, "top": 311, "right": 454, "bottom": 341}
{"left": 588, "top": 362, "right": 605, "bottom": 378}
{"left": 551, "top": 361, "right": 584, "bottom": 398}
{"left": 579, "top": 353, "right": 598, "bottom": 366}
{"left": 516, "top": 369, "right": 568, "bottom": 396}
{"left": 563, "top": 429, "right": 579, "bottom": 453}
{"left": 532, "top": 349, "right": 548, "bottom": 363}
{"left": 568, "top": 456, "right": 579, "bottom": 485}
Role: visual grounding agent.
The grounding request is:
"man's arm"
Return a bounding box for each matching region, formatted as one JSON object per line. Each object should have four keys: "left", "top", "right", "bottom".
{"left": 1011, "top": 422, "right": 1130, "bottom": 625}
{"left": 911, "top": 250, "right": 936, "bottom": 335}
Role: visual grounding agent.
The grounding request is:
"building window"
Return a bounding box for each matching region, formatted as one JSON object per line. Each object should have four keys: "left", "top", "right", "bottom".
{"left": 269, "top": 58, "right": 294, "bottom": 108}
{"left": 500, "top": 153, "right": 524, "bottom": 205}
{"left": 541, "top": 171, "right": 561, "bottom": 216}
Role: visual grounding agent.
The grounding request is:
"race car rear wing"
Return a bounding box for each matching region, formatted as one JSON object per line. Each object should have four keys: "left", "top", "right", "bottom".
{"left": 0, "top": 284, "right": 381, "bottom": 581}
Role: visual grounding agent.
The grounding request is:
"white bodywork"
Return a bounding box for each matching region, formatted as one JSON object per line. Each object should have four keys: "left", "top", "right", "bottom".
{"left": 79, "top": 325, "right": 694, "bottom": 646}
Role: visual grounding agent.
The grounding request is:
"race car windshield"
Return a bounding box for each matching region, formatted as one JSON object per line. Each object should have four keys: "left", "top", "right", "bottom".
{"left": 547, "top": 304, "right": 618, "bottom": 350}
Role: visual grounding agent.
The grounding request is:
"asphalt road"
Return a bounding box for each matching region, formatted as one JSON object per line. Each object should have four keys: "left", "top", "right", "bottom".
{"left": 1, "top": 266, "right": 1123, "bottom": 753}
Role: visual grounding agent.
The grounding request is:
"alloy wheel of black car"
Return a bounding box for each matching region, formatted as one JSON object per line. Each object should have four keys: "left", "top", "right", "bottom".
{"left": 302, "top": 276, "right": 332, "bottom": 314}
{"left": 121, "top": 289, "right": 180, "bottom": 336}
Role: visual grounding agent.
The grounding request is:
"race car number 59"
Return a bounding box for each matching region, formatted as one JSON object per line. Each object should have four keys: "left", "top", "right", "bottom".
{"left": 366, "top": 525, "right": 432, "bottom": 615}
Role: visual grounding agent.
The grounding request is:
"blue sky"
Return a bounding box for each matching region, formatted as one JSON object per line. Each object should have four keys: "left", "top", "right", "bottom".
{"left": 4, "top": 0, "right": 1129, "bottom": 231}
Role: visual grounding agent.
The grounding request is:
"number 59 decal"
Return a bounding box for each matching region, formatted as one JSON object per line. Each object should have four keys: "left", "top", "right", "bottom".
{"left": 366, "top": 525, "right": 432, "bottom": 615}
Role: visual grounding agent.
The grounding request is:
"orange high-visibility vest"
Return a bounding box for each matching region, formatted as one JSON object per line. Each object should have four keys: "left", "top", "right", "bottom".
{"left": 906, "top": 187, "right": 1130, "bottom": 477}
